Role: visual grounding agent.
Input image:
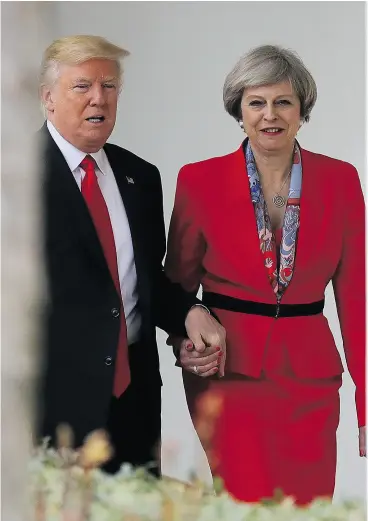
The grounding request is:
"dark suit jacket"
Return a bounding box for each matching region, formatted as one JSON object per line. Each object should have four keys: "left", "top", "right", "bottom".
{"left": 38, "top": 124, "right": 199, "bottom": 445}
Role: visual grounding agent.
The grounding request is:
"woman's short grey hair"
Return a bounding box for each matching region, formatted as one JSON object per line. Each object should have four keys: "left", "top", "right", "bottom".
{"left": 223, "top": 45, "right": 317, "bottom": 123}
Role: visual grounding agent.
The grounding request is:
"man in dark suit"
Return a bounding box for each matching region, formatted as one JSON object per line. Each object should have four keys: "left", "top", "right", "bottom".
{"left": 37, "top": 35, "right": 225, "bottom": 474}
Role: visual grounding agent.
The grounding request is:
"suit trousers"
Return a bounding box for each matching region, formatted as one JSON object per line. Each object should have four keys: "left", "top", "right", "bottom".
{"left": 103, "top": 340, "right": 162, "bottom": 476}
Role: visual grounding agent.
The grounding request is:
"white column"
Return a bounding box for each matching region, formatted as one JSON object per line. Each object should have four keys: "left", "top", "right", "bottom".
{"left": 1, "top": 3, "right": 55, "bottom": 520}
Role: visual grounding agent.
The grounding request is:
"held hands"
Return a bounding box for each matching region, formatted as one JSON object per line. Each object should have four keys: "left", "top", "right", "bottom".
{"left": 359, "top": 426, "right": 366, "bottom": 457}
{"left": 166, "top": 335, "right": 224, "bottom": 377}
{"left": 184, "top": 306, "right": 226, "bottom": 377}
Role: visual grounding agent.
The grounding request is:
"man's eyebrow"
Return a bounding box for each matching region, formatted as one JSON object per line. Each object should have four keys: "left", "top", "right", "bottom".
{"left": 72, "top": 77, "right": 91, "bottom": 83}
{"left": 71, "top": 76, "right": 119, "bottom": 83}
{"left": 72, "top": 76, "right": 119, "bottom": 84}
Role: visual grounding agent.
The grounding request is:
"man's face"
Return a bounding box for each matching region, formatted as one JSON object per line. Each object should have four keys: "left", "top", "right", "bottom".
{"left": 42, "top": 59, "right": 119, "bottom": 153}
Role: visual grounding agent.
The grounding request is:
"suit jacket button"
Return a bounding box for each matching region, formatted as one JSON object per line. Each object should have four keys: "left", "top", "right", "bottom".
{"left": 111, "top": 307, "right": 120, "bottom": 318}
{"left": 105, "top": 356, "right": 112, "bottom": 366}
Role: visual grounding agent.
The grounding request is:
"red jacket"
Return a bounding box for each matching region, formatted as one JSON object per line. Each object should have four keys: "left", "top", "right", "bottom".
{"left": 165, "top": 142, "right": 366, "bottom": 427}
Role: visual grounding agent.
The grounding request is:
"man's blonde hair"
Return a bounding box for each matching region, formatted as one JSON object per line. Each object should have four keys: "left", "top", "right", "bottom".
{"left": 39, "top": 35, "right": 130, "bottom": 89}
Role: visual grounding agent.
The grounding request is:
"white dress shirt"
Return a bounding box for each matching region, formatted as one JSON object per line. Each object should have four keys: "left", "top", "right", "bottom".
{"left": 47, "top": 121, "right": 141, "bottom": 344}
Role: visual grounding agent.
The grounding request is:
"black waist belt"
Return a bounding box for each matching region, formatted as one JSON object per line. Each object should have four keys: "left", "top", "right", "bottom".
{"left": 202, "top": 292, "right": 324, "bottom": 319}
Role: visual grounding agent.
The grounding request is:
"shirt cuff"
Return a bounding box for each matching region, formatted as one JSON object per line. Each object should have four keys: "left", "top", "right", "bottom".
{"left": 190, "top": 303, "right": 211, "bottom": 315}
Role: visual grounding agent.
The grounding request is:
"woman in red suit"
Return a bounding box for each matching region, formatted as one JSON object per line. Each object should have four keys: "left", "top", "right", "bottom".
{"left": 165, "top": 45, "right": 366, "bottom": 505}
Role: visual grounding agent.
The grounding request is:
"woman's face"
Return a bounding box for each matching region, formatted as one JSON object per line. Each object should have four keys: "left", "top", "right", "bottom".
{"left": 240, "top": 81, "right": 301, "bottom": 155}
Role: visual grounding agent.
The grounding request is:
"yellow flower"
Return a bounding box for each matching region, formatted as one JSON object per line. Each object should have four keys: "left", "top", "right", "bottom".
{"left": 78, "top": 429, "right": 113, "bottom": 468}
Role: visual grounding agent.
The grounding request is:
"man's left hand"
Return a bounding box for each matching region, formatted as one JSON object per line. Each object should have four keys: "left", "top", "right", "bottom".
{"left": 184, "top": 306, "right": 226, "bottom": 377}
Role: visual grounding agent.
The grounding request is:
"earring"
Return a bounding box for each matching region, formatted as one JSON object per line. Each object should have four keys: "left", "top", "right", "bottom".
{"left": 239, "top": 120, "right": 244, "bottom": 131}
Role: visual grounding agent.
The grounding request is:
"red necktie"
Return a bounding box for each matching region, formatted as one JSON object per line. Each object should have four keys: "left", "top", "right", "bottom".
{"left": 80, "top": 155, "right": 130, "bottom": 397}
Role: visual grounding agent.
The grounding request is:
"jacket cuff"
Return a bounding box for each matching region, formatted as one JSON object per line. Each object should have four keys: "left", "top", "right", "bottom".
{"left": 356, "top": 389, "right": 366, "bottom": 427}
{"left": 189, "top": 300, "right": 222, "bottom": 325}
{"left": 190, "top": 303, "right": 211, "bottom": 314}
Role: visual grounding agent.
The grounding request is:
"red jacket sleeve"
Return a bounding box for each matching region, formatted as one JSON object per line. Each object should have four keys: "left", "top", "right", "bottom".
{"left": 332, "top": 164, "right": 366, "bottom": 427}
{"left": 165, "top": 166, "right": 206, "bottom": 294}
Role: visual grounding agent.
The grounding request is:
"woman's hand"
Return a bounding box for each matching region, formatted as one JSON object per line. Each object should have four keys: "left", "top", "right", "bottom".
{"left": 166, "top": 335, "right": 222, "bottom": 377}
{"left": 359, "top": 426, "right": 366, "bottom": 457}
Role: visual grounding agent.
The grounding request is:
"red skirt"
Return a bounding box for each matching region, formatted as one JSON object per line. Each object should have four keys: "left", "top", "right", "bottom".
{"left": 183, "top": 357, "right": 342, "bottom": 505}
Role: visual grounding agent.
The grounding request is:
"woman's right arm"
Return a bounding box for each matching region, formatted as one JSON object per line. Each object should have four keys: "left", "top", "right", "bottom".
{"left": 165, "top": 165, "right": 206, "bottom": 294}
{"left": 165, "top": 166, "right": 222, "bottom": 377}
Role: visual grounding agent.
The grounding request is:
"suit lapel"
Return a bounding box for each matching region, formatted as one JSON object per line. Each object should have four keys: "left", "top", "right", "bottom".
{"left": 42, "top": 125, "right": 111, "bottom": 276}
{"left": 293, "top": 147, "right": 324, "bottom": 275}
{"left": 229, "top": 143, "right": 277, "bottom": 296}
{"left": 103, "top": 144, "right": 151, "bottom": 306}
{"left": 229, "top": 141, "right": 324, "bottom": 298}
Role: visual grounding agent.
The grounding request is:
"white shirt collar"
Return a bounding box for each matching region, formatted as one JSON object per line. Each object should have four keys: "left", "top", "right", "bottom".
{"left": 46, "top": 120, "right": 109, "bottom": 175}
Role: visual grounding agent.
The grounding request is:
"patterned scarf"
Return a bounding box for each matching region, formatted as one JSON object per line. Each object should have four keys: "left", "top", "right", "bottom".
{"left": 245, "top": 141, "right": 302, "bottom": 299}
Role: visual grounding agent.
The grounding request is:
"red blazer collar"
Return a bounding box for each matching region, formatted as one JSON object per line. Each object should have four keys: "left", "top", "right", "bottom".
{"left": 228, "top": 139, "right": 324, "bottom": 296}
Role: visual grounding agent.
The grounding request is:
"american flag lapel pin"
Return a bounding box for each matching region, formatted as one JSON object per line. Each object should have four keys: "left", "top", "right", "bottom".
{"left": 126, "top": 176, "right": 134, "bottom": 184}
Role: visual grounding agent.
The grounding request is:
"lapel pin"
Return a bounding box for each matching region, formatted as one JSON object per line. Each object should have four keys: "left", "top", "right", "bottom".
{"left": 126, "top": 176, "right": 134, "bottom": 184}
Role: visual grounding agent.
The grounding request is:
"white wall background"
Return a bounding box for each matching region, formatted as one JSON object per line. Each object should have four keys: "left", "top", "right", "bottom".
{"left": 46, "top": 0, "right": 366, "bottom": 502}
